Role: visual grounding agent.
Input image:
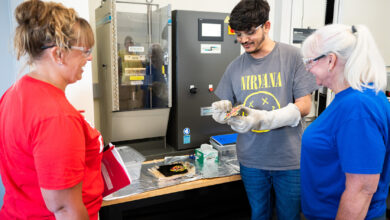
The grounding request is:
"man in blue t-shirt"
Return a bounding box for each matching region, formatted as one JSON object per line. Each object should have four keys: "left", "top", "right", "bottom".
{"left": 211, "top": 1, "right": 318, "bottom": 220}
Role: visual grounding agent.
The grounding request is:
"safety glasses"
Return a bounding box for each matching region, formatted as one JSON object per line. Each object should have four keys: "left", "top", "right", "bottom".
{"left": 235, "top": 24, "right": 264, "bottom": 39}
{"left": 41, "top": 45, "right": 93, "bottom": 58}
{"left": 302, "top": 54, "right": 326, "bottom": 70}
{"left": 70, "top": 46, "right": 93, "bottom": 57}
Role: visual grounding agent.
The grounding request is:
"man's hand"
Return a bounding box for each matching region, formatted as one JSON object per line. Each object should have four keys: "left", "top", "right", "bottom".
{"left": 211, "top": 100, "right": 232, "bottom": 124}
{"left": 227, "top": 103, "right": 301, "bottom": 133}
{"left": 227, "top": 107, "right": 266, "bottom": 133}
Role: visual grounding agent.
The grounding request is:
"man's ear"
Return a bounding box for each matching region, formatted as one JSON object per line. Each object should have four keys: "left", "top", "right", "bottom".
{"left": 263, "top": 20, "right": 271, "bottom": 33}
{"left": 49, "top": 46, "right": 64, "bottom": 65}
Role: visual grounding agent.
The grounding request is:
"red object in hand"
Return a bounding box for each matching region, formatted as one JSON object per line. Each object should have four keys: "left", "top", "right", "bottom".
{"left": 209, "top": 87, "right": 214, "bottom": 92}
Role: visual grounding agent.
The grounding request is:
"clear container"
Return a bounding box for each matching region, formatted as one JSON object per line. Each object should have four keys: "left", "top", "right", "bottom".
{"left": 116, "top": 146, "right": 146, "bottom": 180}
{"left": 210, "top": 140, "right": 237, "bottom": 159}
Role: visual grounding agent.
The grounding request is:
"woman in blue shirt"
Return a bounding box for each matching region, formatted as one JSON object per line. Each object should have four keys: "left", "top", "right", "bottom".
{"left": 300, "top": 24, "right": 390, "bottom": 220}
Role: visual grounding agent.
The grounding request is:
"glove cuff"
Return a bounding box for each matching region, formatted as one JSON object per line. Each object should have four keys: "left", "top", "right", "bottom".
{"left": 258, "top": 103, "right": 301, "bottom": 130}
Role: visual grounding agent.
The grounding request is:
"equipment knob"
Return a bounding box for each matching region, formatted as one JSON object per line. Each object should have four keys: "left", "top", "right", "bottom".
{"left": 189, "top": 85, "right": 197, "bottom": 94}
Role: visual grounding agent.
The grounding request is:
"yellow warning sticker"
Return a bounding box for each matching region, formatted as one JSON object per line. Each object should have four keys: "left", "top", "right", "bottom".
{"left": 129, "top": 75, "right": 144, "bottom": 81}
{"left": 228, "top": 25, "right": 235, "bottom": 35}
{"left": 224, "top": 16, "right": 230, "bottom": 23}
{"left": 124, "top": 55, "right": 145, "bottom": 61}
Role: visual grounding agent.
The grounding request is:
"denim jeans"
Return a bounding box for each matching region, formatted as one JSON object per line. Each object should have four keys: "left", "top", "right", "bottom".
{"left": 240, "top": 164, "right": 301, "bottom": 220}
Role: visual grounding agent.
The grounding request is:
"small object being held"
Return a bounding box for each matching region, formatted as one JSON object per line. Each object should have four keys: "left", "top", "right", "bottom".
{"left": 224, "top": 105, "right": 243, "bottom": 120}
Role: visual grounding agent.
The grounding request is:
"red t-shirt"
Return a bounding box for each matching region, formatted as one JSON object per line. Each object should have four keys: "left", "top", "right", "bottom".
{"left": 0, "top": 75, "right": 104, "bottom": 219}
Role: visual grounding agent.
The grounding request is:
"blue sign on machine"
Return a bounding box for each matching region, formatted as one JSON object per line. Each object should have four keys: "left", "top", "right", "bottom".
{"left": 183, "top": 128, "right": 191, "bottom": 144}
{"left": 183, "top": 135, "right": 191, "bottom": 144}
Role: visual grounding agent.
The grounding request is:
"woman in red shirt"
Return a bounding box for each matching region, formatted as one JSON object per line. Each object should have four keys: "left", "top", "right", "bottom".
{"left": 0, "top": 0, "right": 104, "bottom": 219}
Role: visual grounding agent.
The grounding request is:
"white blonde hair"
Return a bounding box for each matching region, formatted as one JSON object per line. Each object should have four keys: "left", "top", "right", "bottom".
{"left": 301, "top": 24, "right": 386, "bottom": 92}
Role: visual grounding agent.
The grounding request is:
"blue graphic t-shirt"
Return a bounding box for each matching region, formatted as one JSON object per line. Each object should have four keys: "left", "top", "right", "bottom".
{"left": 215, "top": 42, "right": 318, "bottom": 170}
{"left": 301, "top": 87, "right": 390, "bottom": 219}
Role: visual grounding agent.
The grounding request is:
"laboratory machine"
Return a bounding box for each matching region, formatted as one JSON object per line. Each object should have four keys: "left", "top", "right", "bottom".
{"left": 95, "top": 0, "right": 171, "bottom": 143}
{"left": 167, "top": 10, "right": 241, "bottom": 150}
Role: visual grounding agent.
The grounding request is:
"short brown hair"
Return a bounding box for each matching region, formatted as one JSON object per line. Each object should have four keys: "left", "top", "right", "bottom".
{"left": 14, "top": 0, "right": 94, "bottom": 63}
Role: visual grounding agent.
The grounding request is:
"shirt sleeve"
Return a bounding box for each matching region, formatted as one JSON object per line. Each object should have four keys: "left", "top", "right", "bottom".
{"left": 215, "top": 64, "right": 236, "bottom": 104}
{"left": 32, "top": 115, "right": 86, "bottom": 190}
{"left": 292, "top": 50, "right": 318, "bottom": 99}
{"left": 336, "top": 117, "right": 385, "bottom": 174}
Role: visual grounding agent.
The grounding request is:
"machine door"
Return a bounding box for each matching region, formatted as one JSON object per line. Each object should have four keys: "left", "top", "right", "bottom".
{"left": 115, "top": 2, "right": 171, "bottom": 111}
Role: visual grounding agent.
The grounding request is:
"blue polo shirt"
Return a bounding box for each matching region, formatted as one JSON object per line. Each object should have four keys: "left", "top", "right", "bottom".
{"left": 301, "top": 87, "right": 390, "bottom": 220}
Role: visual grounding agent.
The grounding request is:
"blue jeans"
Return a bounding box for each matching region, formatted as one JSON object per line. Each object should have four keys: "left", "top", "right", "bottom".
{"left": 240, "top": 164, "right": 301, "bottom": 220}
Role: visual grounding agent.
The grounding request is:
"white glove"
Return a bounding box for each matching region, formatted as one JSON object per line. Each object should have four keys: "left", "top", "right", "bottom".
{"left": 211, "top": 100, "right": 232, "bottom": 124}
{"left": 227, "top": 103, "right": 301, "bottom": 133}
{"left": 227, "top": 107, "right": 265, "bottom": 133}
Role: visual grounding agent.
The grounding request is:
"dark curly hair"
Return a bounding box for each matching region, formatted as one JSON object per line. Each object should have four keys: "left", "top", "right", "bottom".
{"left": 229, "top": 0, "right": 270, "bottom": 32}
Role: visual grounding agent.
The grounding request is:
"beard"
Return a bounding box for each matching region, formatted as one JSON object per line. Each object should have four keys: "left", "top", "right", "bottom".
{"left": 243, "top": 32, "right": 266, "bottom": 54}
{"left": 247, "top": 45, "right": 260, "bottom": 54}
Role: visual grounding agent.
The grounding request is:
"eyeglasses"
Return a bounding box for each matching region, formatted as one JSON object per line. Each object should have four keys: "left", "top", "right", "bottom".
{"left": 235, "top": 24, "right": 264, "bottom": 39}
{"left": 41, "top": 45, "right": 92, "bottom": 58}
{"left": 302, "top": 54, "right": 326, "bottom": 70}
{"left": 70, "top": 46, "right": 93, "bottom": 57}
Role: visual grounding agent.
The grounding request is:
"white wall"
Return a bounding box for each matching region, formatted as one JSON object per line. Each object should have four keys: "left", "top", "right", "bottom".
{"left": 273, "top": 0, "right": 326, "bottom": 45}
{"left": 334, "top": 0, "right": 390, "bottom": 66}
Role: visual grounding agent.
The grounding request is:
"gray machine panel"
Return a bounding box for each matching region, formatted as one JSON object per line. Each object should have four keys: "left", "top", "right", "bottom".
{"left": 168, "top": 10, "right": 241, "bottom": 150}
